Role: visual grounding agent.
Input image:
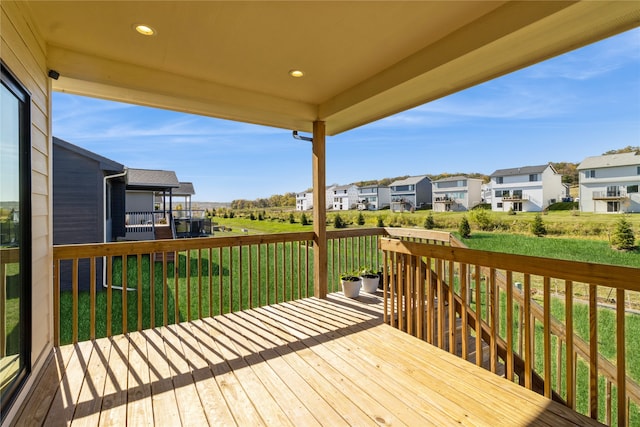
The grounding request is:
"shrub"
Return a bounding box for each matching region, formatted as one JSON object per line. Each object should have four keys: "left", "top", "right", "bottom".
{"left": 356, "top": 212, "right": 365, "bottom": 226}
{"left": 300, "top": 213, "right": 309, "bottom": 226}
{"left": 459, "top": 216, "right": 471, "bottom": 238}
{"left": 507, "top": 208, "right": 516, "bottom": 216}
{"left": 289, "top": 213, "right": 295, "bottom": 224}
{"left": 249, "top": 212, "right": 256, "bottom": 220}
{"left": 229, "top": 211, "right": 235, "bottom": 218}
{"left": 530, "top": 213, "right": 547, "bottom": 237}
{"left": 424, "top": 212, "right": 435, "bottom": 229}
{"left": 611, "top": 216, "right": 635, "bottom": 250}
{"left": 469, "top": 209, "right": 494, "bottom": 231}
{"left": 333, "top": 213, "right": 346, "bottom": 229}
{"left": 376, "top": 216, "right": 385, "bottom": 227}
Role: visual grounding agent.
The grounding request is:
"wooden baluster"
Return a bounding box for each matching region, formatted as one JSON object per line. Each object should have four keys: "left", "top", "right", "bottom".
{"left": 426, "top": 258, "right": 436, "bottom": 344}
{"left": 589, "top": 283, "right": 598, "bottom": 420}
{"left": 406, "top": 255, "right": 414, "bottom": 336}
{"left": 460, "top": 263, "right": 468, "bottom": 360}
{"left": 556, "top": 338, "right": 563, "bottom": 393}
{"left": 239, "top": 245, "right": 243, "bottom": 311}
{"left": 90, "top": 257, "right": 96, "bottom": 340}
{"left": 437, "top": 259, "right": 445, "bottom": 349}
{"left": 617, "top": 287, "right": 627, "bottom": 427}
{"left": 289, "top": 241, "right": 294, "bottom": 300}
{"left": 137, "top": 254, "right": 143, "bottom": 331}
{"left": 399, "top": 254, "right": 406, "bottom": 333}
{"left": 72, "top": 258, "right": 79, "bottom": 343}
{"left": 229, "top": 246, "right": 234, "bottom": 312}
{"left": 383, "top": 250, "right": 388, "bottom": 324}
{"left": 506, "top": 271, "right": 514, "bottom": 381}
{"left": 544, "top": 276, "right": 551, "bottom": 398}
{"left": 218, "top": 248, "right": 223, "bottom": 316}
{"left": 489, "top": 268, "right": 497, "bottom": 374}
{"left": 416, "top": 255, "right": 424, "bottom": 341}
{"left": 107, "top": 255, "right": 113, "bottom": 336}
{"left": 208, "top": 248, "right": 212, "bottom": 317}
{"left": 297, "top": 241, "right": 302, "bottom": 299}
{"left": 606, "top": 380, "right": 612, "bottom": 426}
{"left": 186, "top": 250, "right": 191, "bottom": 321}
{"left": 162, "top": 252, "right": 168, "bottom": 326}
{"left": 448, "top": 261, "right": 455, "bottom": 354}
{"left": 274, "top": 243, "right": 278, "bottom": 304}
{"left": 257, "top": 244, "right": 262, "bottom": 307}
{"left": 306, "top": 240, "right": 310, "bottom": 298}
{"left": 566, "top": 280, "right": 575, "bottom": 409}
{"left": 198, "top": 248, "right": 202, "bottom": 319}
{"left": 475, "top": 265, "right": 482, "bottom": 367}
{"left": 53, "top": 258, "right": 60, "bottom": 346}
{"left": 150, "top": 251, "right": 156, "bottom": 327}
{"left": 174, "top": 251, "right": 180, "bottom": 323}
{"left": 524, "top": 274, "right": 532, "bottom": 390}
{"left": 122, "top": 255, "right": 128, "bottom": 333}
{"left": 249, "top": 244, "right": 254, "bottom": 308}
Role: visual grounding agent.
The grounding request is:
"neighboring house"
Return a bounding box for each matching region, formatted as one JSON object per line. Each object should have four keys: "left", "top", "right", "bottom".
{"left": 481, "top": 183, "right": 493, "bottom": 205}
{"left": 296, "top": 191, "right": 313, "bottom": 211}
{"left": 490, "top": 164, "right": 564, "bottom": 212}
{"left": 53, "top": 137, "right": 126, "bottom": 291}
{"left": 577, "top": 152, "right": 640, "bottom": 213}
{"left": 125, "top": 168, "right": 180, "bottom": 240}
{"left": 357, "top": 185, "right": 390, "bottom": 211}
{"left": 389, "top": 176, "right": 432, "bottom": 212}
{"left": 331, "top": 184, "right": 359, "bottom": 210}
{"left": 432, "top": 176, "right": 483, "bottom": 212}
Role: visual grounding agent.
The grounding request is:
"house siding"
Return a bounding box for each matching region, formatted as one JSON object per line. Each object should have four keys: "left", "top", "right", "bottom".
{"left": 579, "top": 160, "right": 640, "bottom": 213}
{"left": 1, "top": 0, "right": 52, "bottom": 421}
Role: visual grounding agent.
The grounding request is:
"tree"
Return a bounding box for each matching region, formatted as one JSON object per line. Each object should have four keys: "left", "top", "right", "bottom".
{"left": 424, "top": 212, "right": 435, "bottom": 229}
{"left": 300, "top": 213, "right": 309, "bottom": 226}
{"left": 356, "top": 212, "right": 365, "bottom": 226}
{"left": 611, "top": 216, "right": 635, "bottom": 250}
{"left": 459, "top": 216, "right": 471, "bottom": 238}
{"left": 376, "top": 216, "right": 385, "bottom": 227}
{"left": 333, "top": 213, "right": 346, "bottom": 229}
{"left": 288, "top": 213, "right": 295, "bottom": 224}
{"left": 530, "top": 213, "right": 547, "bottom": 237}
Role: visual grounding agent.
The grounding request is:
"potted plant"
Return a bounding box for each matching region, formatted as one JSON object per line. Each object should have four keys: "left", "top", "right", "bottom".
{"left": 359, "top": 267, "right": 380, "bottom": 293}
{"left": 340, "top": 271, "right": 362, "bottom": 298}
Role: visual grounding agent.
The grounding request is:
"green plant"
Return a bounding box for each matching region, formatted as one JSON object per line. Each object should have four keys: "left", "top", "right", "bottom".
{"left": 611, "top": 216, "right": 635, "bottom": 250}
{"left": 356, "top": 212, "right": 365, "bottom": 226}
{"left": 340, "top": 270, "right": 361, "bottom": 281}
{"left": 289, "top": 213, "right": 295, "bottom": 224}
{"left": 459, "top": 216, "right": 471, "bottom": 238}
{"left": 531, "top": 213, "right": 547, "bottom": 237}
{"left": 333, "top": 213, "right": 346, "bottom": 229}
{"left": 469, "top": 209, "right": 494, "bottom": 231}
{"left": 300, "top": 212, "right": 309, "bottom": 226}
{"left": 507, "top": 207, "right": 516, "bottom": 216}
{"left": 359, "top": 266, "right": 379, "bottom": 278}
{"left": 376, "top": 216, "right": 385, "bottom": 227}
{"left": 424, "top": 212, "right": 435, "bottom": 229}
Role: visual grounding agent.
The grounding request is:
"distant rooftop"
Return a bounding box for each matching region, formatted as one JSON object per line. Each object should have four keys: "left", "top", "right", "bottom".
{"left": 390, "top": 175, "right": 430, "bottom": 186}
{"left": 490, "top": 164, "right": 550, "bottom": 177}
{"left": 126, "top": 168, "right": 180, "bottom": 190}
{"left": 433, "top": 175, "right": 482, "bottom": 183}
{"left": 174, "top": 182, "right": 196, "bottom": 196}
{"left": 577, "top": 152, "right": 640, "bottom": 170}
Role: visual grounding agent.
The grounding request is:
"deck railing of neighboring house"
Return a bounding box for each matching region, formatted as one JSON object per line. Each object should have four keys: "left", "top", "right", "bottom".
{"left": 380, "top": 232, "right": 639, "bottom": 426}
{"left": 593, "top": 190, "right": 629, "bottom": 199}
{"left": 502, "top": 194, "right": 530, "bottom": 201}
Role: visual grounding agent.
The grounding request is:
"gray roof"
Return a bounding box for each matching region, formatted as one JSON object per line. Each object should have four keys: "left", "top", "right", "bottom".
{"left": 333, "top": 184, "right": 356, "bottom": 191}
{"left": 53, "top": 137, "right": 124, "bottom": 172}
{"left": 126, "top": 168, "right": 180, "bottom": 189}
{"left": 389, "top": 175, "right": 431, "bottom": 186}
{"left": 357, "top": 184, "right": 388, "bottom": 189}
{"left": 577, "top": 152, "right": 640, "bottom": 170}
{"left": 174, "top": 182, "right": 196, "bottom": 196}
{"left": 490, "top": 164, "right": 551, "bottom": 177}
{"left": 433, "top": 175, "right": 482, "bottom": 183}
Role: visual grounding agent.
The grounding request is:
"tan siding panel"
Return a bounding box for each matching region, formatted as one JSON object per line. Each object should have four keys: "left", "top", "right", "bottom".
{"left": 32, "top": 149, "right": 48, "bottom": 175}
{"left": 32, "top": 171, "right": 48, "bottom": 195}
{"left": 32, "top": 104, "right": 49, "bottom": 145}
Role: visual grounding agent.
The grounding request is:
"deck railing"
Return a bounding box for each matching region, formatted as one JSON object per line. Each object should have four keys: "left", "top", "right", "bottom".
{"left": 380, "top": 234, "right": 640, "bottom": 426}
{"left": 52, "top": 229, "right": 394, "bottom": 346}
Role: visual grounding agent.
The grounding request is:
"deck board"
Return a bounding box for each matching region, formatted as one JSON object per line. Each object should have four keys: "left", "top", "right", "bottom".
{"left": 12, "top": 293, "right": 603, "bottom": 427}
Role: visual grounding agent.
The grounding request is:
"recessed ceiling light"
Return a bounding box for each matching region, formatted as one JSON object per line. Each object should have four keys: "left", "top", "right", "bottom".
{"left": 134, "top": 24, "right": 156, "bottom": 36}
{"left": 289, "top": 70, "right": 304, "bottom": 78}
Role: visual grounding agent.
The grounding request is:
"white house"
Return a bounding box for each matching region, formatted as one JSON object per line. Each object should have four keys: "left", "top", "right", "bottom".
{"left": 490, "top": 164, "right": 564, "bottom": 212}
{"left": 481, "top": 183, "right": 493, "bottom": 205}
{"left": 330, "top": 184, "right": 359, "bottom": 210}
{"left": 295, "top": 190, "right": 313, "bottom": 211}
{"left": 389, "top": 176, "right": 432, "bottom": 212}
{"left": 357, "top": 185, "right": 391, "bottom": 210}
{"left": 577, "top": 152, "right": 640, "bottom": 213}
{"left": 432, "top": 176, "right": 483, "bottom": 212}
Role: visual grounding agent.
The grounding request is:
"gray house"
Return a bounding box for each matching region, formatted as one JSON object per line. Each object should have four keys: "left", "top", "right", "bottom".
{"left": 53, "top": 137, "right": 126, "bottom": 291}
{"left": 389, "top": 175, "right": 432, "bottom": 212}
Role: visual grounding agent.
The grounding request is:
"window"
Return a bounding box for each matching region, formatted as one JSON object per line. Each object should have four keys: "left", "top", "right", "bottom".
{"left": 607, "top": 201, "right": 620, "bottom": 212}
{"left": 637, "top": 166, "right": 640, "bottom": 175}
{"left": 496, "top": 177, "right": 503, "bottom": 184}
{"left": 513, "top": 190, "right": 523, "bottom": 199}
{"left": 1, "top": 62, "right": 31, "bottom": 420}
{"left": 585, "top": 170, "right": 596, "bottom": 178}
{"left": 628, "top": 185, "right": 639, "bottom": 193}
{"left": 497, "top": 203, "right": 503, "bottom": 208}
{"left": 512, "top": 202, "right": 523, "bottom": 212}
{"left": 529, "top": 174, "right": 539, "bottom": 182}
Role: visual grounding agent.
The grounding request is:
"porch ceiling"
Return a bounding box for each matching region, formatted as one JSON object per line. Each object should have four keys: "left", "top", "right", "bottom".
{"left": 26, "top": 1, "right": 640, "bottom": 135}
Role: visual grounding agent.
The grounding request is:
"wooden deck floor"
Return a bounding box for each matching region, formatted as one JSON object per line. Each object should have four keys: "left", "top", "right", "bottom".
{"left": 13, "top": 293, "right": 600, "bottom": 426}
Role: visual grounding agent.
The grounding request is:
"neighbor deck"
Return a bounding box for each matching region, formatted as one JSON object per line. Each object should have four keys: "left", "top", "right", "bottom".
{"left": 13, "top": 293, "right": 600, "bottom": 426}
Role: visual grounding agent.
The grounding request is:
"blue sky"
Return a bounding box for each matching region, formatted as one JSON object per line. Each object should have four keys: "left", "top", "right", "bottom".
{"left": 53, "top": 28, "right": 640, "bottom": 202}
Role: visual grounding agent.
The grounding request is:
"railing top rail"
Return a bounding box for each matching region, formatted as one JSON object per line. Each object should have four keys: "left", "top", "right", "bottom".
{"left": 0, "top": 247, "right": 20, "bottom": 264}
{"left": 382, "top": 228, "right": 452, "bottom": 242}
{"left": 53, "top": 231, "right": 315, "bottom": 260}
{"left": 380, "top": 237, "right": 640, "bottom": 292}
